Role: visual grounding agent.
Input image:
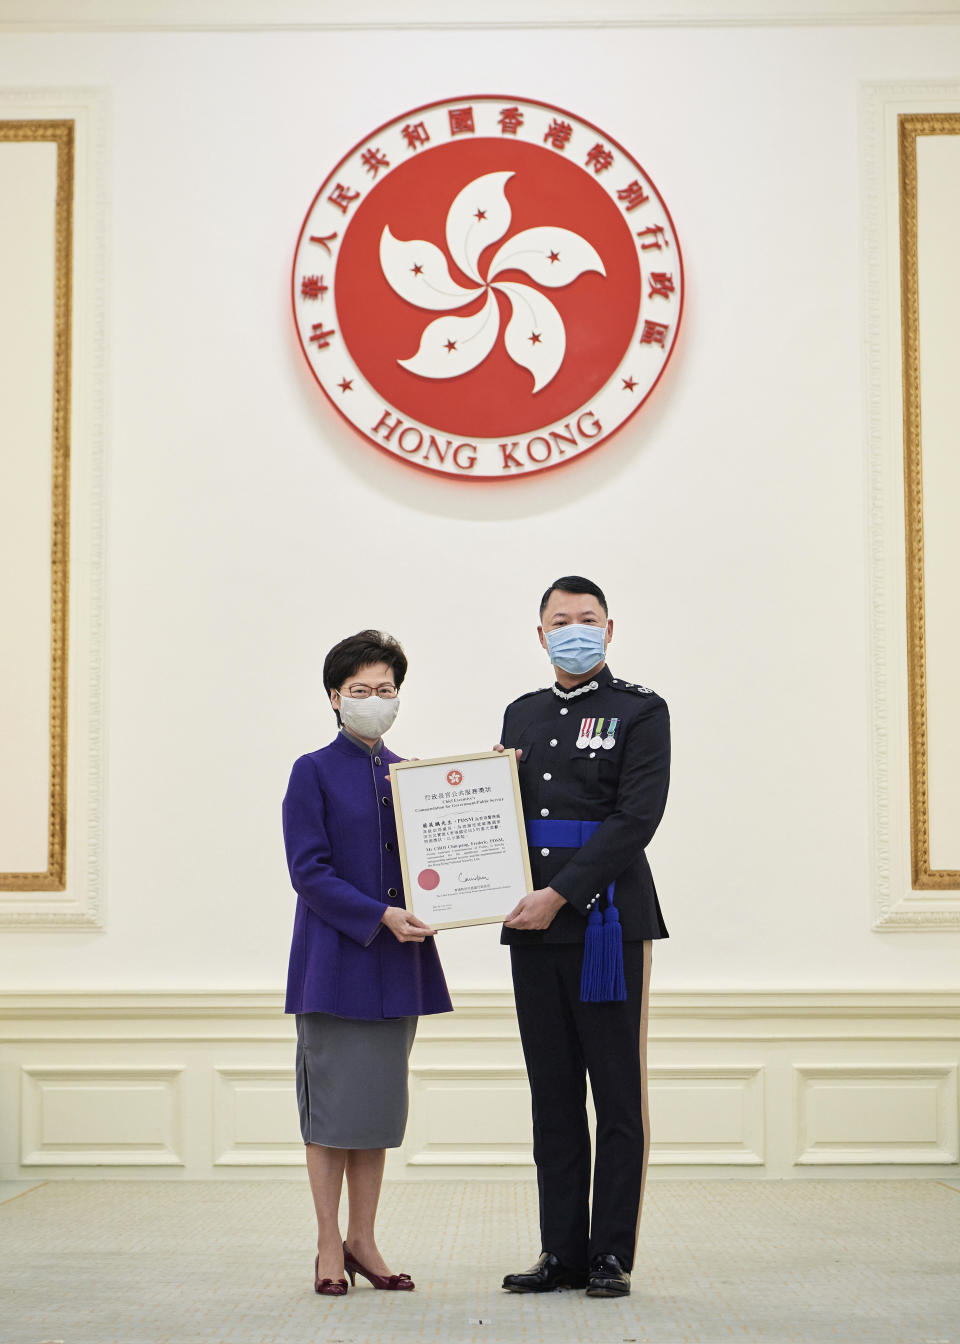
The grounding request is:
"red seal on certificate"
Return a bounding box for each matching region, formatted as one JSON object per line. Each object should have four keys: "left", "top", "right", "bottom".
{"left": 292, "top": 96, "right": 683, "bottom": 480}
{"left": 446, "top": 769, "right": 464, "bottom": 786}
{"left": 418, "top": 868, "right": 441, "bottom": 891}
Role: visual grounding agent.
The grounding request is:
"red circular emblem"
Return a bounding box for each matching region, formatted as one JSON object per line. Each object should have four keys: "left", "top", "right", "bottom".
{"left": 446, "top": 769, "right": 464, "bottom": 786}
{"left": 418, "top": 868, "right": 440, "bottom": 891}
{"left": 292, "top": 96, "right": 683, "bottom": 480}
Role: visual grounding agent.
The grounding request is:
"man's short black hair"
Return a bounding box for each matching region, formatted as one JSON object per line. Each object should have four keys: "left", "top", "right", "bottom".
{"left": 539, "top": 576, "right": 608, "bottom": 620}
{"left": 322, "top": 630, "right": 408, "bottom": 721}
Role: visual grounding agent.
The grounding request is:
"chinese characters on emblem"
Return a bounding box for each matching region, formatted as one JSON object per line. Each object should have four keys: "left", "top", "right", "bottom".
{"left": 308, "top": 232, "right": 338, "bottom": 255}
{"left": 617, "top": 180, "right": 649, "bottom": 211}
{"left": 543, "top": 118, "right": 573, "bottom": 151}
{"left": 402, "top": 121, "right": 430, "bottom": 151}
{"left": 585, "top": 142, "right": 614, "bottom": 174}
{"left": 361, "top": 147, "right": 390, "bottom": 177}
{"left": 640, "top": 321, "right": 669, "bottom": 348}
{"left": 637, "top": 224, "right": 668, "bottom": 250}
{"left": 300, "top": 275, "right": 328, "bottom": 300}
{"left": 448, "top": 106, "right": 475, "bottom": 135}
{"left": 309, "top": 323, "right": 336, "bottom": 349}
{"left": 328, "top": 183, "right": 360, "bottom": 214}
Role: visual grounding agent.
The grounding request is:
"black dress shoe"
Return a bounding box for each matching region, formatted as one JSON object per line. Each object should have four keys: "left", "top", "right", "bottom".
{"left": 502, "top": 1252, "right": 588, "bottom": 1293}
{"left": 586, "top": 1252, "right": 631, "bottom": 1297}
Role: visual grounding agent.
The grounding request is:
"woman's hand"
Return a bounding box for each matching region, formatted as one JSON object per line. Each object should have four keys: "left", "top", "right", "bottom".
{"left": 381, "top": 905, "right": 437, "bottom": 943}
{"left": 492, "top": 745, "right": 523, "bottom": 759}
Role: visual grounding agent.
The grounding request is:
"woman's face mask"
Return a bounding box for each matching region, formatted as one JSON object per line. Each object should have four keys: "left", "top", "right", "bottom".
{"left": 336, "top": 691, "right": 400, "bottom": 738}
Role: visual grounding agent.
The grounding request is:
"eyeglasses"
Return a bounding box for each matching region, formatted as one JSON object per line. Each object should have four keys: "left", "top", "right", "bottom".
{"left": 339, "top": 683, "right": 398, "bottom": 700}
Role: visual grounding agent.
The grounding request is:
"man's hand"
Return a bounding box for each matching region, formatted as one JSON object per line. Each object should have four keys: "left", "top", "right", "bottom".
{"left": 503, "top": 887, "right": 566, "bottom": 930}
{"left": 492, "top": 744, "right": 523, "bottom": 760}
{"left": 381, "top": 906, "right": 437, "bottom": 943}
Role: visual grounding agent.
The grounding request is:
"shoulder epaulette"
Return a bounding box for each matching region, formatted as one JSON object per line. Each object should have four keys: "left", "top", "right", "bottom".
{"left": 510, "top": 686, "right": 551, "bottom": 706}
{"left": 610, "top": 678, "right": 655, "bottom": 697}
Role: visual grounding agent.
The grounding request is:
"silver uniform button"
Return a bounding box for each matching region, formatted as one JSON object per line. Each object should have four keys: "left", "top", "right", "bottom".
{"left": 543, "top": 772, "right": 552, "bottom": 780}
{"left": 560, "top": 707, "right": 568, "bottom": 715}
{"left": 549, "top": 738, "right": 558, "bottom": 747}
{"left": 589, "top": 752, "right": 596, "bottom": 758}
{"left": 541, "top": 848, "right": 550, "bottom": 857}
{"left": 540, "top": 808, "right": 549, "bottom": 817}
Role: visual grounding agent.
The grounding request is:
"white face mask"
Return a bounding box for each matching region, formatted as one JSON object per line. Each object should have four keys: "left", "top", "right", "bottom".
{"left": 337, "top": 692, "right": 400, "bottom": 739}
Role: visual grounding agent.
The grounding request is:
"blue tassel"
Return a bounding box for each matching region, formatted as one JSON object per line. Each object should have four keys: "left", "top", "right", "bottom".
{"left": 580, "top": 886, "right": 627, "bottom": 1002}
{"left": 601, "top": 902, "right": 627, "bottom": 1002}
{"left": 579, "top": 905, "right": 605, "bottom": 1001}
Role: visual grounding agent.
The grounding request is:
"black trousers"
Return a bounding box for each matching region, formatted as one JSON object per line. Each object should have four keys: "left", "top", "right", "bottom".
{"left": 510, "top": 939, "right": 651, "bottom": 1272}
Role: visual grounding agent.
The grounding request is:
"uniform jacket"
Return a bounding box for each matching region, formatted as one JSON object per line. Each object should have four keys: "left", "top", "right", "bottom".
{"left": 499, "top": 664, "right": 670, "bottom": 945}
{"left": 283, "top": 732, "right": 453, "bottom": 1020}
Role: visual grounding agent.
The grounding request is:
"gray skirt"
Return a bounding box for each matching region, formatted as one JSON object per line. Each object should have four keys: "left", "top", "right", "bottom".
{"left": 295, "top": 1012, "right": 418, "bottom": 1149}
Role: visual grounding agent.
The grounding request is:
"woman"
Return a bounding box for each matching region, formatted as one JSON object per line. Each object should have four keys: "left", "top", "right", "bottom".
{"left": 282, "top": 629, "right": 452, "bottom": 1297}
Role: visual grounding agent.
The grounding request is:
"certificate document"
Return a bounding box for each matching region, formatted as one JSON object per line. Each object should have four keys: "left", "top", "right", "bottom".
{"left": 389, "top": 751, "right": 533, "bottom": 930}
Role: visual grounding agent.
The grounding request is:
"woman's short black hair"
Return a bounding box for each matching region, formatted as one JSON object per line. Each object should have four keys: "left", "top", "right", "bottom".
{"left": 322, "top": 630, "right": 408, "bottom": 720}
{"left": 539, "top": 576, "right": 608, "bottom": 619}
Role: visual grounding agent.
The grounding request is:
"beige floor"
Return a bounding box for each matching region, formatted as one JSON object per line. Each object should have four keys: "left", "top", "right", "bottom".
{"left": 1, "top": 1178, "right": 959, "bottom": 1344}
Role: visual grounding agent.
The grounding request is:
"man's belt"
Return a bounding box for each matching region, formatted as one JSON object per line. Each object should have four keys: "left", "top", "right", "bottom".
{"left": 522, "top": 817, "right": 625, "bottom": 1004}
{"left": 525, "top": 819, "right": 601, "bottom": 848}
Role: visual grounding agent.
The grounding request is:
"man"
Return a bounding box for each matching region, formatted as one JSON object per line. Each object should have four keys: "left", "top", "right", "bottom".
{"left": 498, "top": 576, "right": 670, "bottom": 1299}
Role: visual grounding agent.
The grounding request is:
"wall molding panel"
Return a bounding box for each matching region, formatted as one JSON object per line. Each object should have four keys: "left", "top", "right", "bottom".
{"left": 649, "top": 1066, "right": 765, "bottom": 1166}
{"left": 213, "top": 1066, "right": 303, "bottom": 1167}
{"left": 1, "top": 990, "right": 958, "bottom": 1181}
{"left": 0, "top": 87, "right": 107, "bottom": 929}
{"left": 794, "top": 1064, "right": 958, "bottom": 1165}
{"left": 861, "top": 80, "right": 960, "bottom": 930}
{"left": 20, "top": 1064, "right": 184, "bottom": 1166}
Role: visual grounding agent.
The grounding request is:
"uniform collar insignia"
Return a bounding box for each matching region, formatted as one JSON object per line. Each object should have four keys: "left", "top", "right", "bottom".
{"left": 552, "top": 679, "right": 599, "bottom": 701}
{"left": 551, "top": 665, "right": 613, "bottom": 701}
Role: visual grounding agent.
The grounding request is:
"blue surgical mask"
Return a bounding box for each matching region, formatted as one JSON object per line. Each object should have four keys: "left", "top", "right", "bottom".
{"left": 545, "top": 623, "right": 606, "bottom": 675}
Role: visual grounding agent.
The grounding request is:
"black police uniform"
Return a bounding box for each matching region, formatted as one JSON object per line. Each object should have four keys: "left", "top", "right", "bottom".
{"left": 500, "top": 664, "right": 670, "bottom": 1274}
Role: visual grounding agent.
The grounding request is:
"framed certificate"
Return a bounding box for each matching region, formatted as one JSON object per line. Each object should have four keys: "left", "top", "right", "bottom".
{"left": 389, "top": 751, "right": 533, "bottom": 930}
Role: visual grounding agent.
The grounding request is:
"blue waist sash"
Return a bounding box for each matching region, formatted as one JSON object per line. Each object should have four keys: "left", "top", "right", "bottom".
{"left": 525, "top": 818, "right": 601, "bottom": 848}
{"left": 522, "top": 817, "right": 625, "bottom": 1003}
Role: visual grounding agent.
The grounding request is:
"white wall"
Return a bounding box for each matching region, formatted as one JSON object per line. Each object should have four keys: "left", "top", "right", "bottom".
{"left": 2, "top": 12, "right": 960, "bottom": 1004}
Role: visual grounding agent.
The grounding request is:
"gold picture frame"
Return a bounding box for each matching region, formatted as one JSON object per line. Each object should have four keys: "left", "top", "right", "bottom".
{"left": 898, "top": 111, "right": 960, "bottom": 890}
{"left": 0, "top": 119, "right": 73, "bottom": 891}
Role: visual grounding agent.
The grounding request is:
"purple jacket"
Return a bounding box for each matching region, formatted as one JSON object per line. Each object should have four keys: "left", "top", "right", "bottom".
{"left": 282, "top": 732, "right": 452, "bottom": 1020}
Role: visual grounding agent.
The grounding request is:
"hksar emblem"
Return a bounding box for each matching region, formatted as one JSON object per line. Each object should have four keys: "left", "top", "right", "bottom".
{"left": 292, "top": 96, "right": 684, "bottom": 480}
{"left": 446, "top": 769, "right": 464, "bottom": 786}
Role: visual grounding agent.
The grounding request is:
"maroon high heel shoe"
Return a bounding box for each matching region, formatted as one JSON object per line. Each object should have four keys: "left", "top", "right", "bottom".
{"left": 342, "top": 1241, "right": 415, "bottom": 1291}
{"left": 314, "top": 1254, "right": 348, "bottom": 1296}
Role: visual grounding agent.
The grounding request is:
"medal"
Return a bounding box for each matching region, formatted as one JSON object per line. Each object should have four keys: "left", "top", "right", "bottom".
{"left": 602, "top": 716, "right": 620, "bottom": 750}
{"left": 589, "top": 717, "right": 605, "bottom": 750}
{"left": 577, "top": 717, "right": 594, "bottom": 749}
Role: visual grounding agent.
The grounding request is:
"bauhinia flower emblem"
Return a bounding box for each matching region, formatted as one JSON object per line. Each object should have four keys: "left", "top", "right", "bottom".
{"left": 379, "top": 171, "right": 605, "bottom": 393}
